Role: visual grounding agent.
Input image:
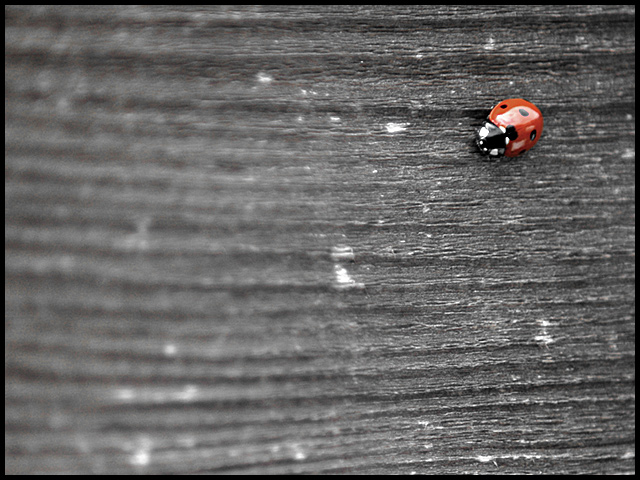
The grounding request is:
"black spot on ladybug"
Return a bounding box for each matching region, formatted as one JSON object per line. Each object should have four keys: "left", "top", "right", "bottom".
{"left": 518, "top": 108, "right": 529, "bottom": 117}
{"left": 530, "top": 130, "right": 537, "bottom": 141}
{"left": 500, "top": 104, "right": 508, "bottom": 109}
{"left": 505, "top": 125, "right": 518, "bottom": 140}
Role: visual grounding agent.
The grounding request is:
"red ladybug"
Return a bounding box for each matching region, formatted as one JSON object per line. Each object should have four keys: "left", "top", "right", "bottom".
{"left": 476, "top": 98, "right": 543, "bottom": 157}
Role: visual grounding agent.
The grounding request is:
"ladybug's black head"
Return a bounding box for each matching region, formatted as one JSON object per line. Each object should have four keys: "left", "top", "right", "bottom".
{"left": 476, "top": 121, "right": 517, "bottom": 157}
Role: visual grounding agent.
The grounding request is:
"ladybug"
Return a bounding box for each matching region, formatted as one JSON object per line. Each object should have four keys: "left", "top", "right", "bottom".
{"left": 476, "top": 98, "right": 543, "bottom": 157}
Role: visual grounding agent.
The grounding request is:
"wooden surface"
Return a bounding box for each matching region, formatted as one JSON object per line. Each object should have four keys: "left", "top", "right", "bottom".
{"left": 5, "top": 5, "right": 635, "bottom": 474}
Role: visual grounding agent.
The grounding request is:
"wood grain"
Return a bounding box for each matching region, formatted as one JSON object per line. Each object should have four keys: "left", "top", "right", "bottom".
{"left": 5, "top": 5, "right": 635, "bottom": 474}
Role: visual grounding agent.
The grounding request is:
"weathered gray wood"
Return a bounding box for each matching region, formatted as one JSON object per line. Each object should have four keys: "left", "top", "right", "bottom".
{"left": 5, "top": 5, "right": 635, "bottom": 474}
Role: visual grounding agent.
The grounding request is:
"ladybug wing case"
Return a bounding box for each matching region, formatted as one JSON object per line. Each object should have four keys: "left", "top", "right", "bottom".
{"left": 489, "top": 99, "right": 543, "bottom": 157}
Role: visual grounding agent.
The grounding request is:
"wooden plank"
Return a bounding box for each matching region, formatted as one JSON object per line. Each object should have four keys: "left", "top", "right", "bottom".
{"left": 5, "top": 5, "right": 635, "bottom": 474}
